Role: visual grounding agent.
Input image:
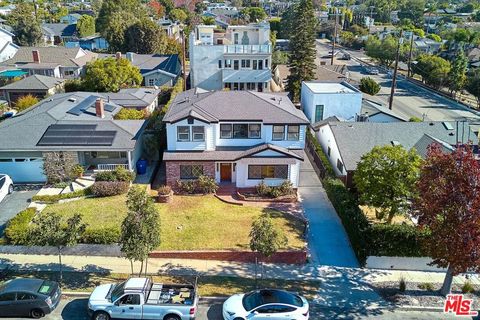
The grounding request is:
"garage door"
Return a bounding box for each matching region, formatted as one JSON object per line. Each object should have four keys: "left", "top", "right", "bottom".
{"left": 0, "top": 158, "right": 46, "bottom": 183}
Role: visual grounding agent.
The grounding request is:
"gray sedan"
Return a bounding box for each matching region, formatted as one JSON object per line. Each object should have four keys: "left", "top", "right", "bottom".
{"left": 0, "top": 278, "right": 62, "bottom": 318}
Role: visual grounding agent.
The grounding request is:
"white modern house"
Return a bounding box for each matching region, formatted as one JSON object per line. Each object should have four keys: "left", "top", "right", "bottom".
{"left": 189, "top": 23, "right": 272, "bottom": 92}
{"left": 162, "top": 88, "right": 309, "bottom": 189}
{"left": 301, "top": 81, "right": 363, "bottom": 124}
{"left": 0, "top": 28, "right": 18, "bottom": 63}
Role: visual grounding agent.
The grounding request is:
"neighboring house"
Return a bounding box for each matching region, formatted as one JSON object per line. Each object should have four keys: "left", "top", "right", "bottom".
{"left": 315, "top": 121, "right": 477, "bottom": 187}
{"left": 0, "top": 92, "right": 146, "bottom": 183}
{"left": 162, "top": 88, "right": 309, "bottom": 189}
{"left": 413, "top": 38, "right": 443, "bottom": 54}
{"left": 0, "top": 5, "right": 15, "bottom": 16}
{"left": 1, "top": 47, "right": 97, "bottom": 78}
{"left": 301, "top": 81, "right": 363, "bottom": 125}
{"left": 59, "top": 13, "right": 82, "bottom": 24}
{"left": 41, "top": 23, "right": 77, "bottom": 46}
{"left": 157, "top": 18, "right": 181, "bottom": 41}
{"left": 102, "top": 88, "right": 161, "bottom": 113}
{"left": 0, "top": 28, "right": 18, "bottom": 63}
{"left": 65, "top": 35, "right": 109, "bottom": 51}
{"left": 0, "top": 74, "right": 66, "bottom": 107}
{"left": 189, "top": 23, "right": 272, "bottom": 91}
{"left": 173, "top": 0, "right": 202, "bottom": 11}
{"left": 99, "top": 52, "right": 181, "bottom": 87}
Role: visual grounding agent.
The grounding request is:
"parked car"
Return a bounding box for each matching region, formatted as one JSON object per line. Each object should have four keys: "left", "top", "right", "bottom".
{"left": 341, "top": 53, "right": 351, "bottom": 60}
{"left": 0, "top": 278, "right": 62, "bottom": 318}
{"left": 222, "top": 289, "right": 309, "bottom": 320}
{"left": 368, "top": 67, "right": 380, "bottom": 75}
{"left": 88, "top": 277, "right": 198, "bottom": 320}
{"left": 0, "top": 174, "right": 13, "bottom": 203}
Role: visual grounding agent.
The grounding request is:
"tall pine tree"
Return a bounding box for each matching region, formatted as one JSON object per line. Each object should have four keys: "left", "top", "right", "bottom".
{"left": 286, "top": 0, "right": 317, "bottom": 102}
{"left": 448, "top": 48, "right": 468, "bottom": 99}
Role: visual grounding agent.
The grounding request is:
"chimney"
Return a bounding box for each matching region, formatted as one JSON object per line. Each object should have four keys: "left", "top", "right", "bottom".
{"left": 32, "top": 50, "right": 40, "bottom": 63}
{"left": 115, "top": 52, "right": 122, "bottom": 60}
{"left": 126, "top": 52, "right": 134, "bottom": 62}
{"left": 95, "top": 98, "right": 105, "bottom": 118}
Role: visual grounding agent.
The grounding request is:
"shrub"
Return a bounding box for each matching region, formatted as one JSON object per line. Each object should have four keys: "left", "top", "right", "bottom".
{"left": 14, "top": 94, "right": 39, "bottom": 112}
{"left": 91, "top": 181, "right": 130, "bottom": 197}
{"left": 114, "top": 166, "right": 135, "bottom": 182}
{"left": 114, "top": 108, "right": 146, "bottom": 120}
{"left": 278, "top": 181, "right": 294, "bottom": 196}
{"left": 64, "top": 79, "right": 85, "bottom": 92}
{"left": 368, "top": 223, "right": 429, "bottom": 257}
{"left": 82, "top": 227, "right": 120, "bottom": 244}
{"left": 197, "top": 175, "right": 218, "bottom": 194}
{"left": 399, "top": 277, "right": 406, "bottom": 292}
{"left": 95, "top": 171, "right": 116, "bottom": 182}
{"left": 418, "top": 282, "right": 434, "bottom": 291}
{"left": 359, "top": 77, "right": 381, "bottom": 96}
{"left": 4, "top": 208, "right": 36, "bottom": 245}
{"left": 158, "top": 185, "right": 172, "bottom": 195}
{"left": 256, "top": 181, "right": 271, "bottom": 197}
{"left": 176, "top": 180, "right": 197, "bottom": 194}
{"left": 306, "top": 131, "right": 335, "bottom": 177}
{"left": 70, "top": 164, "right": 84, "bottom": 178}
{"left": 462, "top": 280, "right": 475, "bottom": 294}
{"left": 409, "top": 116, "right": 423, "bottom": 122}
{"left": 53, "top": 182, "right": 69, "bottom": 189}
{"left": 32, "top": 188, "right": 92, "bottom": 204}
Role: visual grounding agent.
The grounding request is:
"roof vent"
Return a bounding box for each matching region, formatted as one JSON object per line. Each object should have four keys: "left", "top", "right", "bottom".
{"left": 449, "top": 132, "right": 455, "bottom": 136}
{"left": 391, "top": 140, "right": 400, "bottom": 146}
{"left": 429, "top": 122, "right": 434, "bottom": 126}
{"left": 68, "top": 98, "right": 77, "bottom": 102}
{"left": 442, "top": 121, "right": 454, "bottom": 130}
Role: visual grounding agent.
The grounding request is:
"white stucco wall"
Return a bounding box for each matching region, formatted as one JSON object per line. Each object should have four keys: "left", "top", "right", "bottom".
{"left": 301, "top": 82, "right": 363, "bottom": 123}
{"left": 189, "top": 36, "right": 224, "bottom": 90}
{"left": 316, "top": 125, "right": 346, "bottom": 176}
{"left": 235, "top": 158, "right": 300, "bottom": 188}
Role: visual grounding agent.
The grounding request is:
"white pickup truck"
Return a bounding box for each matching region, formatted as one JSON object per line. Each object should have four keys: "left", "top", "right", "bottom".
{"left": 87, "top": 278, "right": 198, "bottom": 320}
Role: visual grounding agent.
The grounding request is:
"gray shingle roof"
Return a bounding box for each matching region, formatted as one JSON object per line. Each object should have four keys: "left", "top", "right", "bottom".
{"left": 413, "top": 134, "right": 455, "bottom": 158}
{"left": 1, "top": 47, "right": 97, "bottom": 68}
{"left": 328, "top": 121, "right": 478, "bottom": 171}
{"left": 360, "top": 99, "right": 408, "bottom": 121}
{"left": 98, "top": 53, "right": 181, "bottom": 76}
{"left": 163, "top": 144, "right": 304, "bottom": 161}
{"left": 41, "top": 23, "right": 77, "bottom": 37}
{"left": 102, "top": 88, "right": 161, "bottom": 108}
{"left": 0, "top": 75, "right": 66, "bottom": 90}
{"left": 0, "top": 92, "right": 145, "bottom": 151}
{"left": 163, "top": 89, "right": 309, "bottom": 124}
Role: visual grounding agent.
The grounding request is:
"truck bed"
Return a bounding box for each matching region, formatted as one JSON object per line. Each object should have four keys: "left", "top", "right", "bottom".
{"left": 145, "top": 283, "right": 195, "bottom": 306}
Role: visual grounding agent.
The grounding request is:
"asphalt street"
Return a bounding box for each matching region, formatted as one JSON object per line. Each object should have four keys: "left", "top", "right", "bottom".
{"left": 1, "top": 296, "right": 475, "bottom": 320}
{"left": 315, "top": 40, "right": 480, "bottom": 124}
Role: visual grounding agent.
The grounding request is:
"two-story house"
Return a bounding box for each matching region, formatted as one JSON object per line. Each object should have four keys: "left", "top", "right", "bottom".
{"left": 162, "top": 89, "right": 309, "bottom": 189}
{"left": 189, "top": 23, "right": 272, "bottom": 92}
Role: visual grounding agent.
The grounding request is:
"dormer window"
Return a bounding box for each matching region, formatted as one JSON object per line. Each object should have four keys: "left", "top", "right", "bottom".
{"left": 287, "top": 125, "right": 300, "bottom": 141}
{"left": 177, "top": 126, "right": 190, "bottom": 142}
{"left": 192, "top": 126, "right": 205, "bottom": 141}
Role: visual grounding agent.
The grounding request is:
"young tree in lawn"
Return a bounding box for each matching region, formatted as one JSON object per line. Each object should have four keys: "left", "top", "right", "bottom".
{"left": 354, "top": 145, "right": 422, "bottom": 224}
{"left": 120, "top": 186, "right": 161, "bottom": 276}
{"left": 286, "top": 0, "right": 317, "bottom": 102}
{"left": 359, "top": 77, "right": 381, "bottom": 96}
{"left": 249, "top": 214, "right": 287, "bottom": 282}
{"left": 414, "top": 144, "right": 480, "bottom": 296}
{"left": 448, "top": 48, "right": 468, "bottom": 99}
{"left": 28, "top": 213, "right": 86, "bottom": 282}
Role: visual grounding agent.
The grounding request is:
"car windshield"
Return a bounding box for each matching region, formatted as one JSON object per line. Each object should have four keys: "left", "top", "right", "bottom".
{"left": 111, "top": 281, "right": 126, "bottom": 302}
{"left": 0, "top": 177, "right": 4, "bottom": 189}
{"left": 242, "top": 290, "right": 303, "bottom": 311}
{"left": 38, "top": 281, "right": 57, "bottom": 296}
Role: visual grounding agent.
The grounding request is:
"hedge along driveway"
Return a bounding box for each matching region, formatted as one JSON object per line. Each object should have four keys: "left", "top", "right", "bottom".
{"left": 41, "top": 195, "right": 305, "bottom": 251}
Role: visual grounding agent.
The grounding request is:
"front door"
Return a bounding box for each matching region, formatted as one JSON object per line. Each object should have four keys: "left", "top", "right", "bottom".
{"left": 220, "top": 163, "right": 232, "bottom": 182}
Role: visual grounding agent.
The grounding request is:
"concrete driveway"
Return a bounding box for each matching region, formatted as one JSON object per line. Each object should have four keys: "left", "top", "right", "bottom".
{"left": 0, "top": 188, "right": 39, "bottom": 235}
{"left": 298, "top": 156, "right": 359, "bottom": 268}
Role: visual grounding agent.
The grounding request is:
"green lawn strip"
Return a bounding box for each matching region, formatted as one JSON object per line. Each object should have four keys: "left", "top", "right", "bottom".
{"left": 41, "top": 195, "right": 305, "bottom": 251}
{"left": 3, "top": 271, "right": 319, "bottom": 299}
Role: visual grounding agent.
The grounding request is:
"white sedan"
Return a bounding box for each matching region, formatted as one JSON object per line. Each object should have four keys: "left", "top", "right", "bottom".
{"left": 222, "top": 289, "right": 309, "bottom": 320}
{"left": 0, "top": 174, "right": 14, "bottom": 203}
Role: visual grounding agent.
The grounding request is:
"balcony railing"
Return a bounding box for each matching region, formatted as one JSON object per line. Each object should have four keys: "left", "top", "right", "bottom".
{"left": 96, "top": 164, "right": 130, "bottom": 172}
{"left": 224, "top": 44, "right": 271, "bottom": 54}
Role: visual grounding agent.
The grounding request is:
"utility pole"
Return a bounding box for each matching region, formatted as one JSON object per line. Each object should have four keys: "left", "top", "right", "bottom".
{"left": 407, "top": 31, "right": 415, "bottom": 77}
{"left": 181, "top": 29, "right": 187, "bottom": 91}
{"left": 388, "top": 30, "right": 403, "bottom": 110}
{"left": 330, "top": 9, "right": 342, "bottom": 66}
{"left": 368, "top": 6, "right": 375, "bottom": 33}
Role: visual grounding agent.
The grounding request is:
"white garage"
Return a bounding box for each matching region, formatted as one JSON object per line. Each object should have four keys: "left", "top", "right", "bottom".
{"left": 0, "top": 152, "right": 46, "bottom": 184}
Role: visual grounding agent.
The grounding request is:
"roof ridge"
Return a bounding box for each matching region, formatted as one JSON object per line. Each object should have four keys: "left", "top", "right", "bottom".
{"left": 247, "top": 91, "right": 309, "bottom": 123}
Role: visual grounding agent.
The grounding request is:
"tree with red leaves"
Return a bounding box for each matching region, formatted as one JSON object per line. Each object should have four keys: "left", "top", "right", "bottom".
{"left": 149, "top": 0, "right": 165, "bottom": 18}
{"left": 414, "top": 144, "right": 480, "bottom": 296}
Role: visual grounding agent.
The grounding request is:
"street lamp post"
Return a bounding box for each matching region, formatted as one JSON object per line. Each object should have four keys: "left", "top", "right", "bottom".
{"left": 388, "top": 30, "right": 403, "bottom": 110}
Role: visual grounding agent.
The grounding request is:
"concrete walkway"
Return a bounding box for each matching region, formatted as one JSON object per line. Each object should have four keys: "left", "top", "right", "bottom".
{"left": 298, "top": 156, "right": 359, "bottom": 268}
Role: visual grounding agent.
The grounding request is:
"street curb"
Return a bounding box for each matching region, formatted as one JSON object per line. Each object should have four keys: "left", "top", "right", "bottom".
{"left": 397, "top": 305, "right": 445, "bottom": 313}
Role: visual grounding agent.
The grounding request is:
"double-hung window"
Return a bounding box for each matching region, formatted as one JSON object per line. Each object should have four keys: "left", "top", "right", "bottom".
{"left": 248, "top": 124, "right": 261, "bottom": 138}
{"left": 272, "top": 125, "right": 285, "bottom": 140}
{"left": 220, "top": 124, "right": 233, "bottom": 138}
{"left": 192, "top": 126, "right": 205, "bottom": 141}
{"left": 287, "top": 125, "right": 300, "bottom": 140}
{"left": 177, "top": 126, "right": 190, "bottom": 141}
{"left": 180, "top": 165, "right": 203, "bottom": 179}
{"left": 248, "top": 165, "right": 288, "bottom": 179}
{"left": 224, "top": 59, "right": 232, "bottom": 68}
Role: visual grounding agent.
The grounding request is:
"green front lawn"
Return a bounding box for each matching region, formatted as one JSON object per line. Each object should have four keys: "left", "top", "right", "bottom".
{"left": 42, "top": 195, "right": 305, "bottom": 251}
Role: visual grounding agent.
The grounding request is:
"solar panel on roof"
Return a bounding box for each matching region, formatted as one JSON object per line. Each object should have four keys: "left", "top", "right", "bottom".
{"left": 104, "top": 104, "right": 116, "bottom": 112}
{"left": 66, "top": 96, "right": 98, "bottom": 116}
{"left": 49, "top": 124, "right": 97, "bottom": 131}
{"left": 37, "top": 124, "right": 117, "bottom": 147}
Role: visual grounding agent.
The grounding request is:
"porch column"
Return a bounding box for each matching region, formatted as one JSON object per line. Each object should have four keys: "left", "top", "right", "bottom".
{"left": 127, "top": 151, "right": 133, "bottom": 171}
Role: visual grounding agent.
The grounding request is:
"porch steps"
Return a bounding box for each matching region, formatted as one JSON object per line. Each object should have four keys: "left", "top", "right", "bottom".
{"left": 71, "top": 181, "right": 87, "bottom": 192}
{"left": 75, "top": 177, "right": 95, "bottom": 188}
{"left": 60, "top": 185, "right": 74, "bottom": 194}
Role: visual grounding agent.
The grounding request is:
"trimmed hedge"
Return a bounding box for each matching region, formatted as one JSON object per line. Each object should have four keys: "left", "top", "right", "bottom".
{"left": 32, "top": 188, "right": 92, "bottom": 204}
{"left": 82, "top": 227, "right": 120, "bottom": 244}
{"left": 306, "top": 130, "right": 335, "bottom": 177}
{"left": 4, "top": 208, "right": 36, "bottom": 245}
{"left": 91, "top": 181, "right": 130, "bottom": 197}
{"left": 369, "top": 224, "right": 429, "bottom": 257}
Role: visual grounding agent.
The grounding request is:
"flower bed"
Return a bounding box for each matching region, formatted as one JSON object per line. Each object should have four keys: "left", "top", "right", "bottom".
{"left": 236, "top": 190, "right": 298, "bottom": 203}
